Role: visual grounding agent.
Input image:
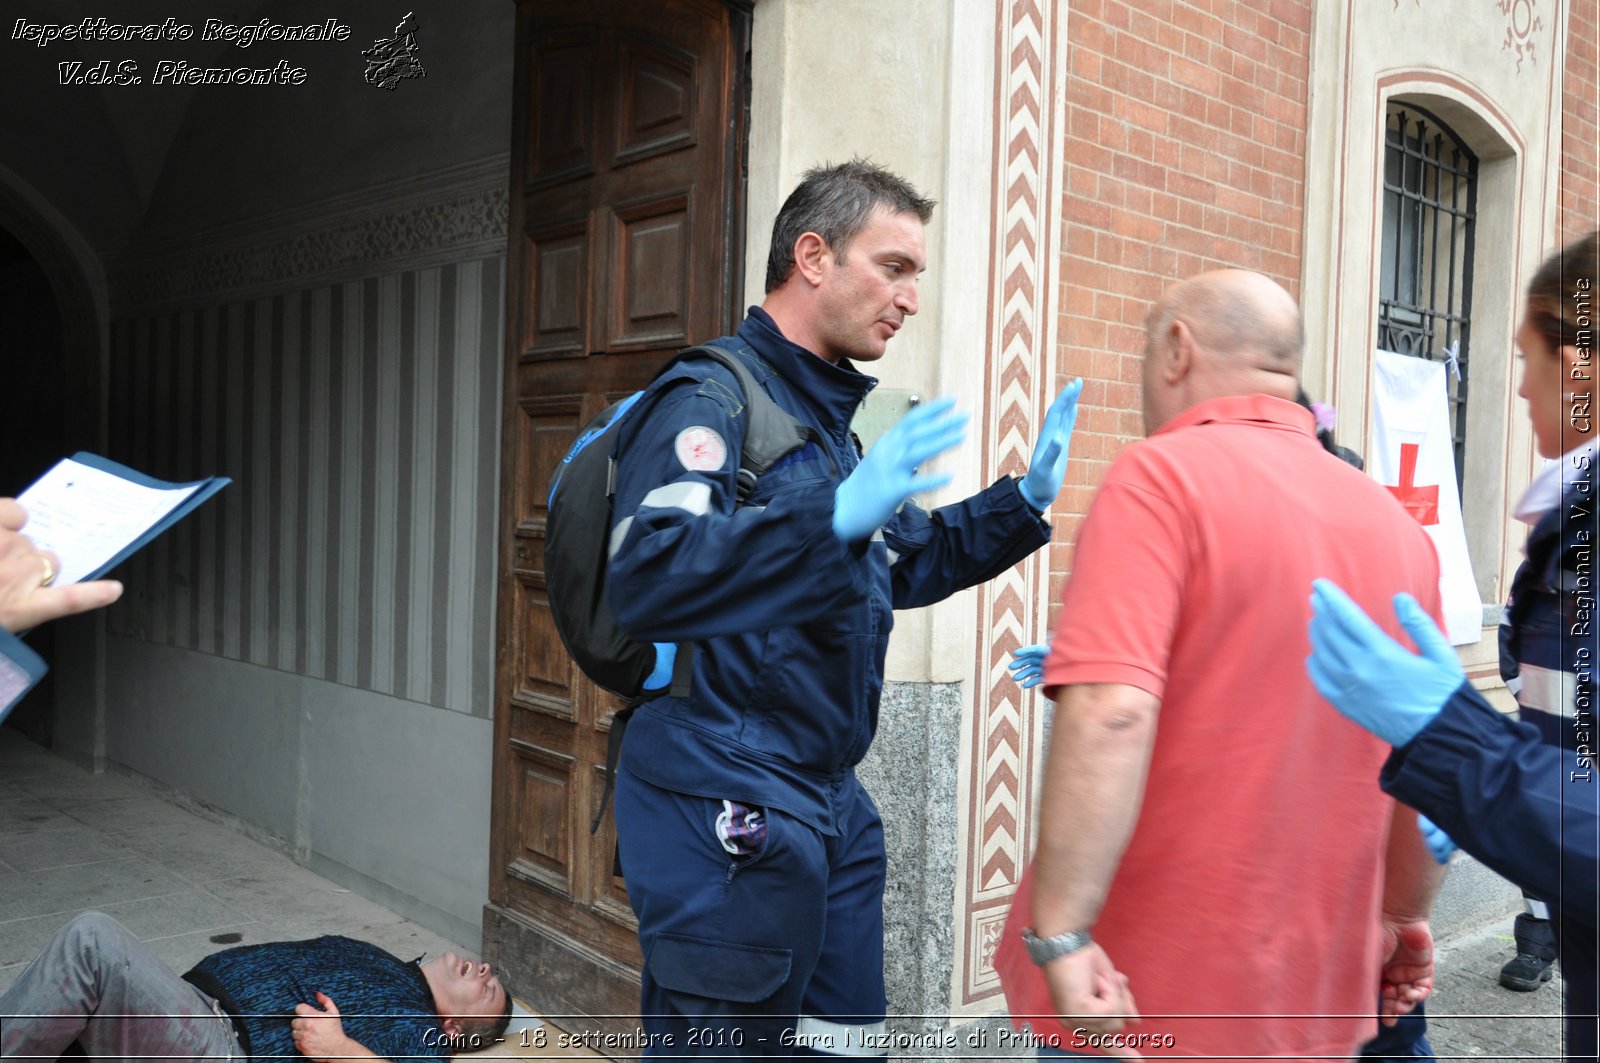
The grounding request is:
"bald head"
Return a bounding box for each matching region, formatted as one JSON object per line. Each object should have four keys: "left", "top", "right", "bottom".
{"left": 1140, "top": 270, "right": 1304, "bottom": 434}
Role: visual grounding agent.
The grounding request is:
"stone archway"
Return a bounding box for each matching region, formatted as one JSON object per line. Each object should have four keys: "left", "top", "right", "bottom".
{"left": 0, "top": 165, "right": 109, "bottom": 761}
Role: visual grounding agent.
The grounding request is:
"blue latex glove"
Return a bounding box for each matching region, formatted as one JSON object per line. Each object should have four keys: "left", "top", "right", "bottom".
{"left": 1306, "top": 578, "right": 1465, "bottom": 747}
{"left": 1007, "top": 643, "right": 1049, "bottom": 688}
{"left": 1019, "top": 378, "right": 1084, "bottom": 510}
{"left": 833, "top": 396, "right": 968, "bottom": 542}
{"left": 643, "top": 642, "right": 676, "bottom": 691}
{"left": 1418, "top": 813, "right": 1457, "bottom": 864}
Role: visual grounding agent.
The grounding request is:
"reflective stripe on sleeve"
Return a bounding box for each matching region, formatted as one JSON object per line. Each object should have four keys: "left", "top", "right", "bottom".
{"left": 639, "top": 481, "right": 713, "bottom": 516}
{"left": 1517, "top": 663, "right": 1578, "bottom": 718}
{"left": 607, "top": 515, "right": 635, "bottom": 561}
{"left": 608, "top": 483, "right": 715, "bottom": 560}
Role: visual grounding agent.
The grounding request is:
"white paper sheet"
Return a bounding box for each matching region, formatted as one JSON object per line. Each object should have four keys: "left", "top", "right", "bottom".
{"left": 17, "top": 457, "right": 200, "bottom": 585}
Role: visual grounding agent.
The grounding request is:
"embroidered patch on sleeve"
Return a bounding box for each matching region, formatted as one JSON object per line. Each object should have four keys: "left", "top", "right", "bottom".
{"left": 674, "top": 426, "right": 728, "bottom": 472}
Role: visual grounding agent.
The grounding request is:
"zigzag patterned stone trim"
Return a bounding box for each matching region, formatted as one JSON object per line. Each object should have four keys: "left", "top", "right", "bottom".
{"left": 961, "top": 0, "right": 1061, "bottom": 1005}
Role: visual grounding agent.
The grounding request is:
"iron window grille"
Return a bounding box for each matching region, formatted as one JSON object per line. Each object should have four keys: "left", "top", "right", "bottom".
{"left": 1377, "top": 103, "right": 1479, "bottom": 490}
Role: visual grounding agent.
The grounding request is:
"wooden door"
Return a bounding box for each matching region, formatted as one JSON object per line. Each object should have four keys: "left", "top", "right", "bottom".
{"left": 485, "top": 0, "right": 750, "bottom": 1036}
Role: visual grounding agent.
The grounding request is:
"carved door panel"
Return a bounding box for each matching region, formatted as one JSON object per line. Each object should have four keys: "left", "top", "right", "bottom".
{"left": 486, "top": 0, "right": 749, "bottom": 1032}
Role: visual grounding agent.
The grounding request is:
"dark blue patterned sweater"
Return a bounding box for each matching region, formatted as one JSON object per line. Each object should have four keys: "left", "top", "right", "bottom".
{"left": 183, "top": 936, "right": 450, "bottom": 1060}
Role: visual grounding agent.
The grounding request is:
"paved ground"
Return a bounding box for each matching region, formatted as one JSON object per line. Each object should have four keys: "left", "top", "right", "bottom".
{"left": 0, "top": 728, "right": 601, "bottom": 1060}
{"left": 1421, "top": 919, "right": 1565, "bottom": 1061}
{"left": 0, "top": 726, "right": 1574, "bottom": 1061}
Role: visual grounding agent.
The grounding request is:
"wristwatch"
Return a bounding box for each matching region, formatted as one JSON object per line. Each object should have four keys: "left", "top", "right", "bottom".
{"left": 1021, "top": 926, "right": 1093, "bottom": 965}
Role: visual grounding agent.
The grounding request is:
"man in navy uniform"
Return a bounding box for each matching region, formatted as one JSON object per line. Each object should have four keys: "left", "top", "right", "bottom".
{"left": 605, "top": 160, "right": 1080, "bottom": 1056}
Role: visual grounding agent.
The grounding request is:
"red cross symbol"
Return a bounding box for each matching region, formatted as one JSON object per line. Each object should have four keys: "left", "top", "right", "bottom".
{"left": 1387, "top": 442, "right": 1439, "bottom": 526}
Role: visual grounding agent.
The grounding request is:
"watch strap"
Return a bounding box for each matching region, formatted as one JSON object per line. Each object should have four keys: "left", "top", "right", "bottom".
{"left": 1021, "top": 926, "right": 1093, "bottom": 965}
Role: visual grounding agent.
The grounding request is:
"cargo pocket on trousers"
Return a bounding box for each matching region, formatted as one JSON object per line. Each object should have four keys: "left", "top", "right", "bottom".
{"left": 648, "top": 932, "right": 792, "bottom": 1005}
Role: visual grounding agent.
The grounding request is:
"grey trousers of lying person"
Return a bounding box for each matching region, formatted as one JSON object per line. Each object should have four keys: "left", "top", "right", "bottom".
{"left": 0, "top": 910, "right": 242, "bottom": 1061}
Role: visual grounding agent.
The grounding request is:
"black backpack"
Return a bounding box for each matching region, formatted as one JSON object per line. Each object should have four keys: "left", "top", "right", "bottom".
{"left": 546, "top": 345, "right": 823, "bottom": 834}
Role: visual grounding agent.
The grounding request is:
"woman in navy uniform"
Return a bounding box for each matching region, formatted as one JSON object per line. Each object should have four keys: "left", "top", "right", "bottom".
{"left": 1307, "top": 230, "right": 1600, "bottom": 1063}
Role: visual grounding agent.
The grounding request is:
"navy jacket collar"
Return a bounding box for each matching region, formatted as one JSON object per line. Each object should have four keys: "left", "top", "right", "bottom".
{"left": 737, "top": 306, "right": 876, "bottom": 431}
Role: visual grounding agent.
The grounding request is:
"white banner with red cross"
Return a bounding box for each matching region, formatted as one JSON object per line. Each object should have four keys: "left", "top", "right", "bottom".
{"left": 1370, "top": 348, "right": 1483, "bottom": 645}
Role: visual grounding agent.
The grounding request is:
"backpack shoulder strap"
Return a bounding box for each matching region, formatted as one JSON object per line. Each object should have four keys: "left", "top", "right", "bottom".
{"left": 671, "top": 343, "right": 832, "bottom": 499}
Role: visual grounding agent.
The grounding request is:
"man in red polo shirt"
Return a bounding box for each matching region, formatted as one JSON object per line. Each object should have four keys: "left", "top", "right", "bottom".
{"left": 996, "top": 270, "right": 1446, "bottom": 1060}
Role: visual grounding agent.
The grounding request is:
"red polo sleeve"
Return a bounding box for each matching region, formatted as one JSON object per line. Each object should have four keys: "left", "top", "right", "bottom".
{"left": 1042, "top": 450, "right": 1187, "bottom": 701}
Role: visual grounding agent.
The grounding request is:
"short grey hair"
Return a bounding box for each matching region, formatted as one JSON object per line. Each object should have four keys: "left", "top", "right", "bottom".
{"left": 765, "top": 160, "right": 936, "bottom": 293}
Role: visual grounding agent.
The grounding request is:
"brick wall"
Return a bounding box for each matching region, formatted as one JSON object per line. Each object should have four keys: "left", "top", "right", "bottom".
{"left": 1563, "top": 0, "right": 1599, "bottom": 243}
{"left": 1050, "top": 0, "right": 1313, "bottom": 580}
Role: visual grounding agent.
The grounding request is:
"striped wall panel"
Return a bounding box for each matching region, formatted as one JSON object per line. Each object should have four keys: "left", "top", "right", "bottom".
{"left": 105, "top": 258, "right": 503, "bottom": 717}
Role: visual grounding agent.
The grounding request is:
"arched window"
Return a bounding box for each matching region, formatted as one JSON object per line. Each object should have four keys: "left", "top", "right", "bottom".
{"left": 1377, "top": 103, "right": 1479, "bottom": 489}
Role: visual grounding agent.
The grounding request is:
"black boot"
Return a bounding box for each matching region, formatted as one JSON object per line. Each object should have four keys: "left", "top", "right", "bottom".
{"left": 1499, "top": 912, "right": 1557, "bottom": 991}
